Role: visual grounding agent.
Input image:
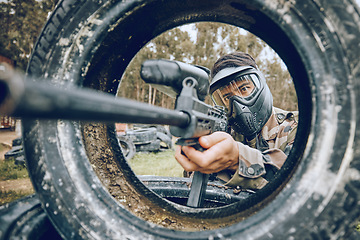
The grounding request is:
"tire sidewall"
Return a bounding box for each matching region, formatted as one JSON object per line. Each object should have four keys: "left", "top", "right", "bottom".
{"left": 23, "top": 0, "right": 360, "bottom": 239}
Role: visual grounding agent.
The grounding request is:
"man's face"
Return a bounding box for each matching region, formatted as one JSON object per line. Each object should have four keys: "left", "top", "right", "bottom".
{"left": 212, "top": 74, "right": 258, "bottom": 109}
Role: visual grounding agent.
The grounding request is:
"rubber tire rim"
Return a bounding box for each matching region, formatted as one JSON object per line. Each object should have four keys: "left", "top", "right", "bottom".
{"left": 23, "top": 0, "right": 360, "bottom": 239}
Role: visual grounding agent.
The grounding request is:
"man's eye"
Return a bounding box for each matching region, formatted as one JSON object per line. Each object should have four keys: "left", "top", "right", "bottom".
{"left": 240, "top": 86, "right": 249, "bottom": 92}
{"left": 223, "top": 93, "right": 233, "bottom": 100}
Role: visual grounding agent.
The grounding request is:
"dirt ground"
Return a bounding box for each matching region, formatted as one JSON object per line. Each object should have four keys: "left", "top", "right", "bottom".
{"left": 0, "top": 129, "right": 34, "bottom": 193}
{"left": 0, "top": 178, "right": 33, "bottom": 192}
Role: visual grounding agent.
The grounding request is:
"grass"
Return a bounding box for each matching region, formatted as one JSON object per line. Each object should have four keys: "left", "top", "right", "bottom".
{"left": 127, "top": 149, "right": 184, "bottom": 177}
{"left": 0, "top": 189, "right": 34, "bottom": 206}
{"left": 0, "top": 159, "right": 29, "bottom": 181}
{"left": 0, "top": 158, "right": 33, "bottom": 205}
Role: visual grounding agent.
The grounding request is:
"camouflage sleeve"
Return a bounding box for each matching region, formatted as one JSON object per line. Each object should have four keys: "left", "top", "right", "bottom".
{"left": 222, "top": 115, "right": 298, "bottom": 190}
{"left": 223, "top": 142, "right": 288, "bottom": 190}
{"left": 223, "top": 142, "right": 269, "bottom": 190}
{"left": 262, "top": 148, "right": 287, "bottom": 168}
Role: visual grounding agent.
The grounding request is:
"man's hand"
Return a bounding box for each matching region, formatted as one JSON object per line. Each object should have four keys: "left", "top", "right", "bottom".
{"left": 175, "top": 132, "right": 239, "bottom": 174}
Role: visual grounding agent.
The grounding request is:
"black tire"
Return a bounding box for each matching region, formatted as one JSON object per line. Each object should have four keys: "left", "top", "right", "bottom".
{"left": 23, "top": 0, "right": 360, "bottom": 239}
{"left": 12, "top": 137, "right": 22, "bottom": 147}
{"left": 135, "top": 139, "right": 161, "bottom": 152}
{"left": 125, "top": 128, "right": 157, "bottom": 144}
{"left": 157, "top": 131, "right": 173, "bottom": 149}
{"left": 117, "top": 135, "right": 136, "bottom": 160}
{"left": 14, "top": 155, "right": 26, "bottom": 166}
{"left": 135, "top": 124, "right": 172, "bottom": 138}
{"left": 0, "top": 194, "right": 62, "bottom": 240}
{"left": 133, "top": 125, "right": 173, "bottom": 148}
{"left": 4, "top": 145, "right": 23, "bottom": 160}
{"left": 139, "top": 176, "right": 254, "bottom": 207}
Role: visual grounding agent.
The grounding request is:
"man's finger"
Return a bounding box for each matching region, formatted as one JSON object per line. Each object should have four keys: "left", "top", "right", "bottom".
{"left": 201, "top": 137, "right": 231, "bottom": 159}
{"left": 174, "top": 145, "right": 200, "bottom": 172}
{"left": 181, "top": 145, "right": 213, "bottom": 168}
{"left": 199, "top": 132, "right": 232, "bottom": 149}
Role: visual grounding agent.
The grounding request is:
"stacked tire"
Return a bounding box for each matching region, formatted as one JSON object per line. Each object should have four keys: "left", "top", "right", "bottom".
{"left": 118, "top": 126, "right": 173, "bottom": 159}
{"left": 2, "top": 0, "right": 359, "bottom": 239}
{"left": 4, "top": 137, "right": 25, "bottom": 166}
{"left": 0, "top": 177, "right": 251, "bottom": 239}
{"left": 126, "top": 128, "right": 160, "bottom": 152}
{"left": 0, "top": 195, "right": 62, "bottom": 240}
{"left": 116, "top": 134, "right": 136, "bottom": 160}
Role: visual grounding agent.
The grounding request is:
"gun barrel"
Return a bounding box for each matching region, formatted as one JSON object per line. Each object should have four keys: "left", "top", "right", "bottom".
{"left": 0, "top": 64, "right": 189, "bottom": 127}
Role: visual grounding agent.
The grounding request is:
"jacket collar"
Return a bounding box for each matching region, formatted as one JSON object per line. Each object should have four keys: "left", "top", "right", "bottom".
{"left": 261, "top": 108, "right": 278, "bottom": 141}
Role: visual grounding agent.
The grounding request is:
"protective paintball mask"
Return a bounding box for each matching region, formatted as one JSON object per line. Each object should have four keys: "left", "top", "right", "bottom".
{"left": 210, "top": 66, "right": 273, "bottom": 139}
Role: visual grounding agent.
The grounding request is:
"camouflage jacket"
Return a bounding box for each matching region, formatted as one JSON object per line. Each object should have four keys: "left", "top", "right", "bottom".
{"left": 216, "top": 107, "right": 298, "bottom": 190}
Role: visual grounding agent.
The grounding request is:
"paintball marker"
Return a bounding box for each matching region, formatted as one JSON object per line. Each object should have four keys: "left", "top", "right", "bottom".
{"left": 141, "top": 59, "right": 228, "bottom": 207}
{"left": 0, "top": 59, "right": 227, "bottom": 208}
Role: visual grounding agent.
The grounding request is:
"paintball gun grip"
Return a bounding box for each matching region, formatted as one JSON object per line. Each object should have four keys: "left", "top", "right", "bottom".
{"left": 176, "top": 138, "right": 209, "bottom": 208}
{"left": 187, "top": 172, "right": 209, "bottom": 208}
{"left": 167, "top": 75, "right": 227, "bottom": 208}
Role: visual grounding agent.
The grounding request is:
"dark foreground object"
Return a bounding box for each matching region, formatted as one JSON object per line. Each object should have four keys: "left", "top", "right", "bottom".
{"left": 0, "top": 177, "right": 252, "bottom": 239}
{"left": 0, "top": 194, "right": 62, "bottom": 240}
{"left": 1, "top": 0, "right": 360, "bottom": 239}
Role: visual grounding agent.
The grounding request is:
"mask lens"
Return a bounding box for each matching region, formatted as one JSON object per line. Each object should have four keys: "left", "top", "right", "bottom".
{"left": 212, "top": 90, "right": 229, "bottom": 108}
{"left": 212, "top": 73, "right": 260, "bottom": 108}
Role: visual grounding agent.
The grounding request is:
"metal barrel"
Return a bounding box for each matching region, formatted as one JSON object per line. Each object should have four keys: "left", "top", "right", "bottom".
{"left": 0, "top": 64, "right": 189, "bottom": 127}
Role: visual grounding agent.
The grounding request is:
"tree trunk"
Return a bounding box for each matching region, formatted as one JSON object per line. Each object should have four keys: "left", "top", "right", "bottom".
{"left": 152, "top": 88, "right": 157, "bottom": 105}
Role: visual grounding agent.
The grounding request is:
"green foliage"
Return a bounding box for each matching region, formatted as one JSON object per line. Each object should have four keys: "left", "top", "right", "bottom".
{"left": 0, "top": 189, "right": 34, "bottom": 206}
{"left": 0, "top": 159, "right": 33, "bottom": 205}
{"left": 119, "top": 22, "right": 297, "bottom": 111}
{"left": 0, "top": 1, "right": 297, "bottom": 111}
{"left": 0, "top": 0, "right": 58, "bottom": 70}
{"left": 0, "top": 159, "right": 29, "bottom": 181}
{"left": 128, "top": 150, "right": 184, "bottom": 177}
{"left": 262, "top": 51, "right": 298, "bottom": 111}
